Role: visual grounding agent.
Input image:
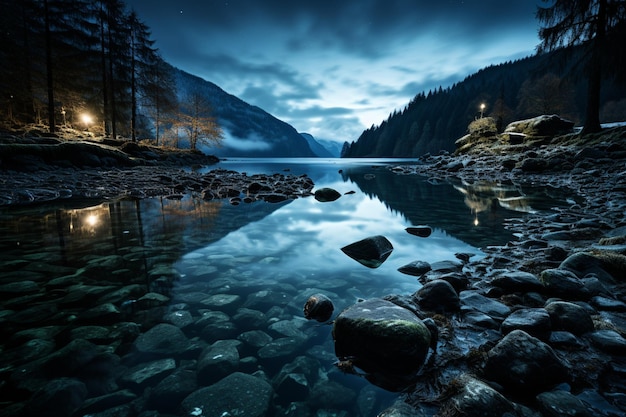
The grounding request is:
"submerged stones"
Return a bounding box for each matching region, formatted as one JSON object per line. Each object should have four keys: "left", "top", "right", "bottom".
{"left": 341, "top": 235, "right": 394, "bottom": 268}
{"left": 303, "top": 293, "right": 334, "bottom": 322}
{"left": 332, "top": 298, "right": 432, "bottom": 379}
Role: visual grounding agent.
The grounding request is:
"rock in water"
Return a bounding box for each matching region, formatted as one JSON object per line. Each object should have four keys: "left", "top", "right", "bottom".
{"left": 341, "top": 235, "right": 393, "bottom": 268}
{"left": 314, "top": 187, "right": 341, "bottom": 202}
{"left": 332, "top": 298, "right": 431, "bottom": 378}
{"left": 405, "top": 226, "right": 432, "bottom": 238}
{"left": 303, "top": 293, "right": 334, "bottom": 322}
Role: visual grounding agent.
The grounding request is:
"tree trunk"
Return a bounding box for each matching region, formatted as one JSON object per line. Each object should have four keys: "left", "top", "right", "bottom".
{"left": 581, "top": 0, "right": 607, "bottom": 135}
{"left": 44, "top": 0, "right": 55, "bottom": 134}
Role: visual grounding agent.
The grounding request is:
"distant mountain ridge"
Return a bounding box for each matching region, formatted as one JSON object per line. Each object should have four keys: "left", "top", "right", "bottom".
{"left": 173, "top": 67, "right": 320, "bottom": 157}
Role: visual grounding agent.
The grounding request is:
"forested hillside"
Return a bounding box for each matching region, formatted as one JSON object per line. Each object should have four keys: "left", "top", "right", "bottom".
{"left": 343, "top": 49, "right": 626, "bottom": 158}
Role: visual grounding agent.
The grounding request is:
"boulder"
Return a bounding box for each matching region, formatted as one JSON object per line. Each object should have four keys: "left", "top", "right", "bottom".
{"left": 459, "top": 291, "right": 511, "bottom": 319}
{"left": 536, "top": 390, "right": 595, "bottom": 417}
{"left": 545, "top": 301, "right": 595, "bottom": 336}
{"left": 500, "top": 308, "right": 552, "bottom": 340}
{"left": 25, "top": 378, "right": 88, "bottom": 417}
{"left": 197, "top": 340, "right": 241, "bottom": 385}
{"left": 341, "top": 235, "right": 394, "bottom": 268}
{"left": 314, "top": 187, "right": 341, "bottom": 202}
{"left": 134, "top": 323, "right": 191, "bottom": 356}
{"left": 484, "top": 330, "right": 569, "bottom": 395}
{"left": 397, "top": 260, "right": 431, "bottom": 277}
{"left": 441, "top": 374, "right": 517, "bottom": 417}
{"left": 405, "top": 226, "right": 432, "bottom": 238}
{"left": 303, "top": 293, "right": 334, "bottom": 322}
{"left": 588, "top": 330, "right": 626, "bottom": 355}
{"left": 560, "top": 252, "right": 626, "bottom": 285}
{"left": 504, "top": 115, "right": 574, "bottom": 137}
{"left": 181, "top": 372, "right": 272, "bottom": 417}
{"left": 332, "top": 298, "right": 431, "bottom": 376}
{"left": 412, "top": 279, "right": 460, "bottom": 313}
{"left": 539, "top": 269, "right": 591, "bottom": 300}
{"left": 489, "top": 271, "right": 544, "bottom": 293}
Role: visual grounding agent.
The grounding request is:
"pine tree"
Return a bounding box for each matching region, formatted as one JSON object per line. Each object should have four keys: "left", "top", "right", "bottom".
{"left": 536, "top": 0, "right": 626, "bottom": 134}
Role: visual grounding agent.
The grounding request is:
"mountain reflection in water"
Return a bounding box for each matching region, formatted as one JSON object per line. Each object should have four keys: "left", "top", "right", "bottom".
{"left": 0, "top": 159, "right": 579, "bottom": 416}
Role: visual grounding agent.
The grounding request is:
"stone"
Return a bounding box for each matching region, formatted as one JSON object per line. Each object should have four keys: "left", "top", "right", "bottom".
{"left": 78, "top": 390, "right": 137, "bottom": 415}
{"left": 588, "top": 330, "right": 626, "bottom": 355}
{"left": 197, "top": 340, "right": 241, "bottom": 385}
{"left": 441, "top": 374, "right": 517, "bottom": 417}
{"left": 540, "top": 269, "right": 591, "bottom": 300}
{"left": 590, "top": 296, "right": 626, "bottom": 312}
{"left": 545, "top": 301, "right": 595, "bottom": 336}
{"left": 303, "top": 293, "right": 334, "bottom": 322}
{"left": 484, "top": 330, "right": 569, "bottom": 395}
{"left": 341, "top": 235, "right": 394, "bottom": 268}
{"left": 501, "top": 308, "right": 552, "bottom": 340}
{"left": 405, "top": 226, "right": 432, "bottom": 238}
{"left": 462, "top": 310, "right": 500, "bottom": 329}
{"left": 25, "top": 378, "right": 88, "bottom": 417}
{"left": 149, "top": 369, "right": 198, "bottom": 413}
{"left": 560, "top": 252, "right": 625, "bottom": 285}
{"left": 134, "top": 323, "right": 191, "bottom": 356}
{"left": 238, "top": 330, "right": 273, "bottom": 348}
{"left": 549, "top": 331, "right": 585, "bottom": 350}
{"left": 536, "top": 390, "right": 595, "bottom": 417}
{"left": 397, "top": 260, "right": 431, "bottom": 276}
{"left": 332, "top": 298, "right": 431, "bottom": 376}
{"left": 504, "top": 115, "right": 574, "bottom": 137}
{"left": 181, "top": 372, "right": 272, "bottom": 417}
{"left": 120, "top": 358, "right": 176, "bottom": 390}
{"left": 412, "top": 279, "right": 460, "bottom": 313}
{"left": 489, "top": 271, "right": 544, "bottom": 293}
{"left": 257, "top": 337, "right": 302, "bottom": 359}
{"left": 314, "top": 187, "right": 341, "bottom": 202}
{"left": 459, "top": 291, "right": 511, "bottom": 319}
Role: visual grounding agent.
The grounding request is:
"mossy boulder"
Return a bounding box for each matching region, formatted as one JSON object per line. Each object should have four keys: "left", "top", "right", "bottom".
{"left": 332, "top": 298, "right": 431, "bottom": 376}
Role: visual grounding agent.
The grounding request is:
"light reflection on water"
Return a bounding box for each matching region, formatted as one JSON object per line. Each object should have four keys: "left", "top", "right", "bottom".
{"left": 0, "top": 158, "right": 578, "bottom": 416}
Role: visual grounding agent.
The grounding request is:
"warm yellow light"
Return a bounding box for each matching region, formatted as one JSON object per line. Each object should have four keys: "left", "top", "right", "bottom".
{"left": 81, "top": 113, "right": 93, "bottom": 124}
{"left": 86, "top": 214, "right": 98, "bottom": 227}
{"left": 480, "top": 103, "right": 486, "bottom": 110}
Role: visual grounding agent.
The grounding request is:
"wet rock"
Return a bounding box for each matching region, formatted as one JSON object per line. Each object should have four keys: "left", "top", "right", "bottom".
{"left": 549, "top": 331, "right": 585, "bottom": 350}
{"left": 0, "top": 280, "right": 40, "bottom": 295}
{"left": 405, "top": 226, "right": 432, "bottom": 238}
{"left": 149, "top": 369, "right": 198, "bottom": 413}
{"left": 314, "top": 187, "right": 341, "bottom": 202}
{"left": 309, "top": 380, "right": 357, "bottom": 408}
{"left": 134, "top": 323, "right": 190, "bottom": 356}
{"left": 412, "top": 279, "right": 460, "bottom": 313}
{"left": 197, "top": 340, "right": 241, "bottom": 385}
{"left": 238, "top": 330, "right": 273, "bottom": 349}
{"left": 163, "top": 309, "right": 194, "bottom": 329}
{"left": 441, "top": 374, "right": 517, "bottom": 417}
{"left": 590, "top": 296, "right": 626, "bottom": 312}
{"left": 489, "top": 271, "right": 544, "bottom": 293}
{"left": 560, "top": 252, "right": 626, "bottom": 285}
{"left": 588, "top": 330, "right": 626, "bottom": 355}
{"left": 303, "top": 293, "right": 334, "bottom": 322}
{"left": 501, "top": 308, "right": 552, "bottom": 340}
{"left": 397, "top": 260, "right": 431, "bottom": 277}
{"left": 25, "top": 378, "right": 88, "bottom": 417}
{"left": 484, "top": 330, "right": 569, "bottom": 395}
{"left": 78, "top": 390, "right": 137, "bottom": 415}
{"left": 459, "top": 291, "right": 511, "bottom": 319}
{"left": 269, "top": 319, "right": 307, "bottom": 338}
{"left": 181, "top": 372, "right": 273, "bottom": 417}
{"left": 429, "top": 259, "right": 463, "bottom": 274}
{"left": 545, "top": 301, "right": 595, "bottom": 336}
{"left": 462, "top": 310, "right": 500, "bottom": 329}
{"left": 120, "top": 358, "right": 176, "bottom": 390}
{"left": 536, "top": 389, "right": 595, "bottom": 417}
{"left": 341, "top": 235, "right": 394, "bottom": 268}
{"left": 257, "top": 337, "right": 302, "bottom": 359}
{"left": 540, "top": 269, "right": 591, "bottom": 300}
{"left": 332, "top": 298, "right": 431, "bottom": 376}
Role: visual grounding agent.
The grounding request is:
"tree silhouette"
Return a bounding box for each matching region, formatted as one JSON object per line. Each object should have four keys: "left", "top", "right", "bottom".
{"left": 536, "top": 0, "right": 626, "bottom": 134}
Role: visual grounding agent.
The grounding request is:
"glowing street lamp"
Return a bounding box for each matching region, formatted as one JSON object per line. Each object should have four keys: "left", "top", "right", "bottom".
{"left": 61, "top": 107, "right": 67, "bottom": 127}
{"left": 480, "top": 103, "right": 486, "bottom": 119}
{"left": 81, "top": 113, "right": 93, "bottom": 131}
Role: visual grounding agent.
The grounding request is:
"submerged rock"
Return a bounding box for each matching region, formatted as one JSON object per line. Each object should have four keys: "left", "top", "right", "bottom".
{"left": 341, "top": 235, "right": 394, "bottom": 268}
{"left": 332, "top": 298, "right": 431, "bottom": 377}
{"left": 181, "top": 372, "right": 273, "bottom": 417}
{"left": 441, "top": 374, "right": 517, "bottom": 417}
{"left": 303, "top": 293, "right": 334, "bottom": 322}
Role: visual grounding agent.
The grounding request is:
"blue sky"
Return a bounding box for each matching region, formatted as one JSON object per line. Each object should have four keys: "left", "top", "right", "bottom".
{"left": 126, "top": 0, "right": 542, "bottom": 143}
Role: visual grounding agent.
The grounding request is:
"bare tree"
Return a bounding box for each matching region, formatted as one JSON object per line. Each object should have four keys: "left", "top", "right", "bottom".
{"left": 177, "top": 93, "right": 223, "bottom": 150}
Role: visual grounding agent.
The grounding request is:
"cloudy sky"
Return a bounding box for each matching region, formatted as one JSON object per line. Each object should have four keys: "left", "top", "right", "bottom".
{"left": 126, "top": 0, "right": 542, "bottom": 143}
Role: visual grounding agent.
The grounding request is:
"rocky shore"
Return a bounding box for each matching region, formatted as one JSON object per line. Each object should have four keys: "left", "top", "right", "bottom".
{"left": 373, "top": 116, "right": 626, "bottom": 416}
{"left": 0, "top": 131, "right": 315, "bottom": 206}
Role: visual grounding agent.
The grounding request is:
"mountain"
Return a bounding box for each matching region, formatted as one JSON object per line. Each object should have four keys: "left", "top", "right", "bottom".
{"left": 343, "top": 48, "right": 626, "bottom": 158}
{"left": 299, "top": 133, "right": 335, "bottom": 157}
{"left": 173, "top": 68, "right": 316, "bottom": 157}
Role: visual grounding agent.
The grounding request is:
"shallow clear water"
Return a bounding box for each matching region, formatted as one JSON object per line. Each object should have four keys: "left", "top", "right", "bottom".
{"left": 0, "top": 158, "right": 577, "bottom": 416}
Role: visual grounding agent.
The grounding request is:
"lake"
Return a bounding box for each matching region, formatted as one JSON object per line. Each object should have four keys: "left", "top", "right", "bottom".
{"left": 0, "top": 158, "right": 577, "bottom": 416}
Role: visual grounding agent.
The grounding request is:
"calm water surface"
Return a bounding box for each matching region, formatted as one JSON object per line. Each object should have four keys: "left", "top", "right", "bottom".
{"left": 0, "top": 158, "right": 577, "bottom": 416}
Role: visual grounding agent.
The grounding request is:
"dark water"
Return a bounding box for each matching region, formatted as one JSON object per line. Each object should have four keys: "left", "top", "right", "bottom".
{"left": 0, "top": 159, "right": 578, "bottom": 416}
